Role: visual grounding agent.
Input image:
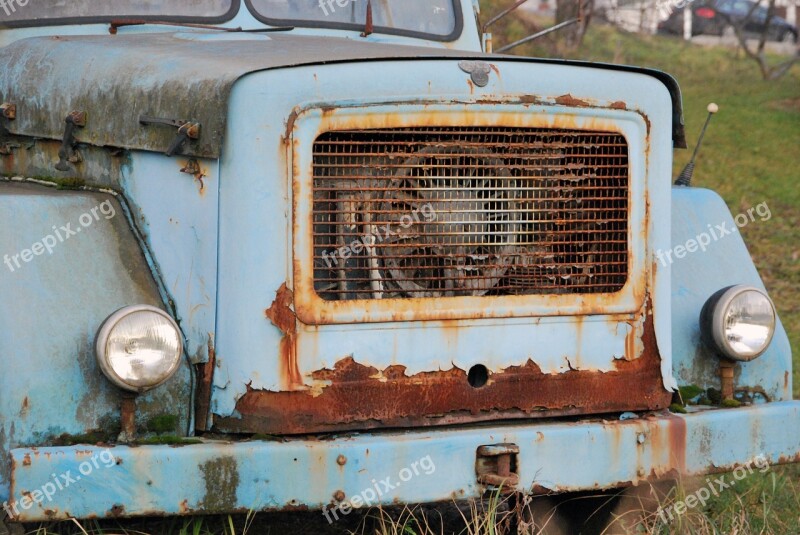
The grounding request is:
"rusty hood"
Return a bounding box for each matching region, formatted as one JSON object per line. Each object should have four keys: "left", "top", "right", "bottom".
{"left": 0, "top": 32, "right": 686, "bottom": 159}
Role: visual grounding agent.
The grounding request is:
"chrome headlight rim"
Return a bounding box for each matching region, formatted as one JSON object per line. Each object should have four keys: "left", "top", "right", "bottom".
{"left": 700, "top": 285, "right": 776, "bottom": 362}
{"left": 95, "top": 304, "right": 184, "bottom": 393}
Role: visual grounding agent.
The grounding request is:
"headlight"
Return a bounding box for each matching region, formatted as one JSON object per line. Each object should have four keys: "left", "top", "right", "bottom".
{"left": 95, "top": 305, "right": 183, "bottom": 392}
{"left": 700, "top": 285, "right": 776, "bottom": 361}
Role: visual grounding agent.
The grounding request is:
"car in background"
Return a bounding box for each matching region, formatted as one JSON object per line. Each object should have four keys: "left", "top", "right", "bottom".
{"left": 658, "top": 0, "right": 798, "bottom": 43}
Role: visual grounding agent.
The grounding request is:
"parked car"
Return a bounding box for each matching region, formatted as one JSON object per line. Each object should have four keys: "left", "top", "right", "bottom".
{"left": 658, "top": 0, "right": 798, "bottom": 43}
{"left": 1, "top": 0, "right": 798, "bottom": 532}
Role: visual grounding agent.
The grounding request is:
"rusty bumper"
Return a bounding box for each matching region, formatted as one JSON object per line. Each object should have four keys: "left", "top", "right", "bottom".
{"left": 6, "top": 402, "right": 800, "bottom": 521}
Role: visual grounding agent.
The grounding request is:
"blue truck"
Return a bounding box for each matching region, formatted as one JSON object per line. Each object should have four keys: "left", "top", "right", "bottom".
{"left": 0, "top": 0, "right": 797, "bottom": 531}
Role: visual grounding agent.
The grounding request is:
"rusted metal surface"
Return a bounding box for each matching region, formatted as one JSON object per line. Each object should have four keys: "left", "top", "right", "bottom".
{"left": 0, "top": 103, "right": 15, "bottom": 120}
{"left": 217, "top": 307, "right": 671, "bottom": 435}
{"left": 0, "top": 34, "right": 686, "bottom": 159}
{"left": 719, "top": 360, "right": 735, "bottom": 401}
{"left": 476, "top": 443, "right": 520, "bottom": 490}
{"left": 264, "top": 284, "right": 302, "bottom": 390}
{"left": 11, "top": 402, "right": 800, "bottom": 521}
{"left": 55, "top": 110, "right": 88, "bottom": 172}
{"left": 120, "top": 395, "right": 136, "bottom": 442}
{"left": 554, "top": 94, "right": 591, "bottom": 107}
{"left": 311, "top": 126, "right": 630, "bottom": 301}
{"left": 292, "top": 104, "right": 650, "bottom": 326}
{"left": 194, "top": 338, "right": 217, "bottom": 432}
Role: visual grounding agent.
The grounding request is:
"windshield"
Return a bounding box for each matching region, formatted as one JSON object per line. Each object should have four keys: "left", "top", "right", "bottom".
{"left": 1, "top": 0, "right": 235, "bottom": 27}
{"left": 246, "top": 0, "right": 460, "bottom": 40}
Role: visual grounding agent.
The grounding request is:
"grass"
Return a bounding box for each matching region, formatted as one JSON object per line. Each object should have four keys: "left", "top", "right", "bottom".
{"left": 15, "top": 5, "right": 800, "bottom": 534}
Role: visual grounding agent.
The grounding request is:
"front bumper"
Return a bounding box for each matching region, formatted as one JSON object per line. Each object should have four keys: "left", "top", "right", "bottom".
{"left": 7, "top": 402, "right": 800, "bottom": 521}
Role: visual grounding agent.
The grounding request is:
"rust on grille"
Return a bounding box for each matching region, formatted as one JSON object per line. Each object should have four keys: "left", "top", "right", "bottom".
{"left": 216, "top": 302, "right": 671, "bottom": 436}
{"left": 311, "top": 127, "right": 630, "bottom": 301}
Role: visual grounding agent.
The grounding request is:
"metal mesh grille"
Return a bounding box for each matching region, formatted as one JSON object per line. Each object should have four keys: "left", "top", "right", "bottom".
{"left": 312, "top": 127, "right": 629, "bottom": 301}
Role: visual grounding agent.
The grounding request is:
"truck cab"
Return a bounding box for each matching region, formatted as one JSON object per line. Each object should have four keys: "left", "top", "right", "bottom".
{"left": 1, "top": 0, "right": 797, "bottom": 528}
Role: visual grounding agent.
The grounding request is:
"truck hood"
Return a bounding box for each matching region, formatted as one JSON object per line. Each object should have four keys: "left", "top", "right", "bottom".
{"left": 0, "top": 32, "right": 686, "bottom": 159}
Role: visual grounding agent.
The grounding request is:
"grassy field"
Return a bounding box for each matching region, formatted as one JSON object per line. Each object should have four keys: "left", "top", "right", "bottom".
{"left": 17, "top": 6, "right": 800, "bottom": 535}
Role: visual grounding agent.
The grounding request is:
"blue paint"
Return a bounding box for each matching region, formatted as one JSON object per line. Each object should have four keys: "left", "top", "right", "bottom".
{"left": 0, "top": 182, "right": 192, "bottom": 504}
{"left": 8, "top": 402, "right": 800, "bottom": 521}
{"left": 214, "top": 60, "right": 676, "bottom": 416}
{"left": 671, "top": 187, "right": 792, "bottom": 401}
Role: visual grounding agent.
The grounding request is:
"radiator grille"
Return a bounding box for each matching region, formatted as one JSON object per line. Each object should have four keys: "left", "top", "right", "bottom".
{"left": 311, "top": 127, "right": 629, "bottom": 301}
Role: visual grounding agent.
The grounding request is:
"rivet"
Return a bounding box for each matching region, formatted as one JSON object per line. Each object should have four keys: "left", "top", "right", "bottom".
{"left": 333, "top": 490, "right": 346, "bottom": 502}
{"left": 337, "top": 454, "right": 347, "bottom": 466}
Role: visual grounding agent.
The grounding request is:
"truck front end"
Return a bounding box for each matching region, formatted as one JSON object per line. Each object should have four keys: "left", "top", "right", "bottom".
{"left": 1, "top": 0, "right": 797, "bottom": 527}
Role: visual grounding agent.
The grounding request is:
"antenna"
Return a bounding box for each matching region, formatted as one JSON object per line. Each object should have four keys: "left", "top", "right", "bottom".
{"left": 495, "top": 18, "right": 580, "bottom": 53}
{"left": 675, "top": 103, "right": 719, "bottom": 187}
{"left": 482, "top": 0, "right": 531, "bottom": 34}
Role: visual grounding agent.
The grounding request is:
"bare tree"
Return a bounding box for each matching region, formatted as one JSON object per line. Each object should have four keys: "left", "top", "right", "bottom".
{"left": 728, "top": 0, "right": 799, "bottom": 80}
{"left": 556, "top": 0, "right": 596, "bottom": 48}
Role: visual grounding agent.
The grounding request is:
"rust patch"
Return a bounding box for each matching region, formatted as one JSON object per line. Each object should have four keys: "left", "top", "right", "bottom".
{"left": 555, "top": 94, "right": 591, "bottom": 107}
{"left": 108, "top": 504, "right": 125, "bottom": 518}
{"left": 179, "top": 159, "right": 206, "bottom": 194}
{"left": 22, "top": 453, "right": 31, "bottom": 467}
{"left": 283, "top": 108, "right": 298, "bottom": 146}
{"left": 265, "top": 283, "right": 302, "bottom": 389}
{"left": 120, "top": 395, "right": 136, "bottom": 441}
{"left": 646, "top": 413, "right": 687, "bottom": 478}
{"left": 610, "top": 101, "right": 627, "bottom": 110}
{"left": 518, "top": 95, "right": 541, "bottom": 105}
{"left": 530, "top": 484, "right": 554, "bottom": 496}
{"left": 179, "top": 499, "right": 194, "bottom": 514}
{"left": 194, "top": 336, "right": 217, "bottom": 432}
{"left": 219, "top": 305, "right": 671, "bottom": 435}
{"left": 19, "top": 396, "right": 29, "bottom": 417}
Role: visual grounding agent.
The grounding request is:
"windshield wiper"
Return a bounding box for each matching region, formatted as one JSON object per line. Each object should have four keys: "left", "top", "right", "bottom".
{"left": 109, "top": 20, "right": 293, "bottom": 35}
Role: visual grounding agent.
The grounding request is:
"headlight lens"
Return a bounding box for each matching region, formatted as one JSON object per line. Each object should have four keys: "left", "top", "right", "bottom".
{"left": 95, "top": 305, "right": 183, "bottom": 392}
{"left": 700, "top": 285, "right": 776, "bottom": 361}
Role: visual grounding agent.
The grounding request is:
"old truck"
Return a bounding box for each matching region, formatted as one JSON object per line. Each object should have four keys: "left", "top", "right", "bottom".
{"left": 1, "top": 0, "right": 798, "bottom": 531}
